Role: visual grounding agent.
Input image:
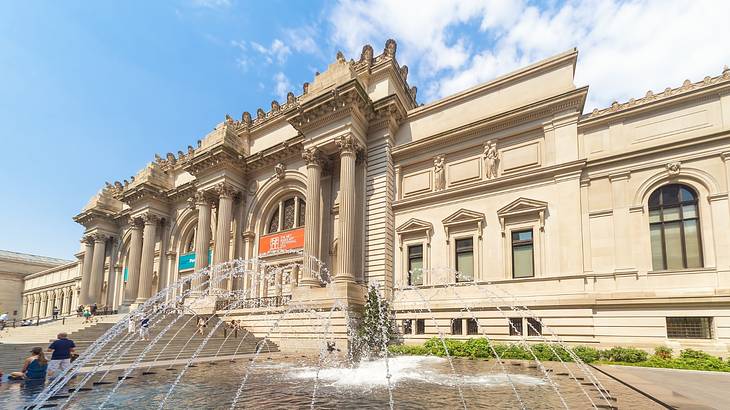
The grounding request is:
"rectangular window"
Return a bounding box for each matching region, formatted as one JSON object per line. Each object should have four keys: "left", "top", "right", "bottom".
{"left": 466, "top": 318, "right": 479, "bottom": 335}
{"left": 402, "top": 319, "right": 412, "bottom": 335}
{"left": 451, "top": 318, "right": 463, "bottom": 335}
{"left": 407, "top": 244, "right": 424, "bottom": 286}
{"left": 415, "top": 319, "right": 425, "bottom": 335}
{"left": 511, "top": 230, "right": 534, "bottom": 278}
{"left": 455, "top": 238, "right": 474, "bottom": 282}
{"left": 666, "top": 317, "right": 712, "bottom": 339}
{"left": 508, "top": 317, "right": 523, "bottom": 336}
{"left": 527, "top": 318, "right": 542, "bottom": 337}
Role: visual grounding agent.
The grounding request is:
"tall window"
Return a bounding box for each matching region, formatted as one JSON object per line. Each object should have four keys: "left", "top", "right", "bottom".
{"left": 451, "top": 318, "right": 463, "bottom": 335}
{"left": 466, "top": 318, "right": 479, "bottom": 335}
{"left": 415, "top": 319, "right": 425, "bottom": 335}
{"left": 511, "top": 230, "right": 534, "bottom": 278}
{"left": 407, "top": 244, "right": 424, "bottom": 286}
{"left": 455, "top": 238, "right": 474, "bottom": 282}
{"left": 508, "top": 317, "right": 523, "bottom": 336}
{"left": 267, "top": 196, "right": 306, "bottom": 234}
{"left": 649, "top": 184, "right": 702, "bottom": 270}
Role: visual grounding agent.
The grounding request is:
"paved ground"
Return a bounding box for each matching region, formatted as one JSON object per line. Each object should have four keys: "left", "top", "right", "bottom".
{"left": 596, "top": 364, "right": 730, "bottom": 409}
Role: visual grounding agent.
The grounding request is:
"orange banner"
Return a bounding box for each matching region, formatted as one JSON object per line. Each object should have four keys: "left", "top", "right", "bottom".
{"left": 258, "top": 228, "right": 305, "bottom": 254}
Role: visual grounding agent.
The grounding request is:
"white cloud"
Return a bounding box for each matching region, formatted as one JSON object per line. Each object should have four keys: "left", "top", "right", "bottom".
{"left": 327, "top": 0, "right": 730, "bottom": 111}
{"left": 284, "top": 25, "right": 320, "bottom": 55}
{"left": 273, "top": 72, "right": 292, "bottom": 101}
{"left": 250, "top": 39, "right": 291, "bottom": 65}
{"left": 190, "top": 0, "right": 231, "bottom": 9}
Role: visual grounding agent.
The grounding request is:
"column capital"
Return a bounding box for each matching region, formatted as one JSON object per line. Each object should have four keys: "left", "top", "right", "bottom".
{"left": 91, "top": 232, "right": 110, "bottom": 243}
{"left": 141, "top": 213, "right": 161, "bottom": 225}
{"left": 242, "top": 231, "right": 256, "bottom": 241}
{"left": 194, "top": 190, "right": 211, "bottom": 206}
{"left": 302, "top": 147, "right": 327, "bottom": 168}
{"left": 215, "top": 182, "right": 238, "bottom": 199}
{"left": 81, "top": 235, "right": 95, "bottom": 245}
{"left": 335, "top": 134, "right": 362, "bottom": 156}
{"left": 129, "top": 216, "right": 144, "bottom": 230}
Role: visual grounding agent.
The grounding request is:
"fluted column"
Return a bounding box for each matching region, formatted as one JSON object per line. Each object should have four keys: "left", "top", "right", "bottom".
{"left": 135, "top": 213, "right": 159, "bottom": 304}
{"left": 212, "top": 183, "right": 237, "bottom": 292}
{"left": 301, "top": 147, "right": 324, "bottom": 286}
{"left": 242, "top": 232, "right": 255, "bottom": 297}
{"left": 121, "top": 219, "right": 142, "bottom": 305}
{"left": 79, "top": 236, "right": 95, "bottom": 305}
{"left": 87, "top": 233, "right": 108, "bottom": 305}
{"left": 335, "top": 135, "right": 359, "bottom": 283}
{"left": 191, "top": 191, "right": 212, "bottom": 294}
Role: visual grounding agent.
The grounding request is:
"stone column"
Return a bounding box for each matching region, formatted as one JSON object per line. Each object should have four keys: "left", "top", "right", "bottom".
{"left": 88, "top": 233, "right": 108, "bottom": 305}
{"left": 109, "top": 265, "right": 122, "bottom": 308}
{"left": 34, "top": 295, "right": 41, "bottom": 317}
{"left": 301, "top": 147, "right": 324, "bottom": 286}
{"left": 335, "top": 135, "right": 359, "bottom": 283}
{"left": 135, "top": 213, "right": 159, "bottom": 304}
{"left": 66, "top": 288, "right": 73, "bottom": 315}
{"left": 79, "top": 236, "right": 95, "bottom": 305}
{"left": 123, "top": 219, "right": 143, "bottom": 304}
{"left": 212, "top": 183, "right": 237, "bottom": 291}
{"left": 241, "top": 231, "right": 254, "bottom": 295}
{"left": 191, "top": 191, "right": 212, "bottom": 294}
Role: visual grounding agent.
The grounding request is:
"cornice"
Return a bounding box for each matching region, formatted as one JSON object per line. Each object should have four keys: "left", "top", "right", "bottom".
{"left": 166, "top": 181, "right": 196, "bottom": 203}
{"left": 73, "top": 208, "right": 117, "bottom": 228}
{"left": 393, "top": 86, "right": 588, "bottom": 159}
{"left": 579, "top": 66, "right": 730, "bottom": 127}
{"left": 393, "top": 159, "right": 586, "bottom": 212}
{"left": 118, "top": 182, "right": 169, "bottom": 207}
{"left": 245, "top": 135, "right": 305, "bottom": 172}
{"left": 286, "top": 79, "right": 373, "bottom": 134}
{"left": 184, "top": 142, "right": 244, "bottom": 176}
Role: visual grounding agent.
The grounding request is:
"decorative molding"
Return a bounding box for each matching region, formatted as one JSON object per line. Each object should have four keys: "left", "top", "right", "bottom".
{"left": 433, "top": 154, "right": 445, "bottom": 191}
{"left": 396, "top": 218, "right": 434, "bottom": 249}
{"left": 497, "top": 197, "right": 548, "bottom": 235}
{"left": 442, "top": 209, "right": 485, "bottom": 242}
{"left": 665, "top": 161, "right": 681, "bottom": 176}
{"left": 215, "top": 182, "right": 238, "bottom": 198}
{"left": 608, "top": 171, "right": 631, "bottom": 182}
{"left": 274, "top": 163, "right": 286, "bottom": 180}
{"left": 483, "top": 140, "right": 499, "bottom": 180}
{"left": 302, "top": 147, "right": 327, "bottom": 168}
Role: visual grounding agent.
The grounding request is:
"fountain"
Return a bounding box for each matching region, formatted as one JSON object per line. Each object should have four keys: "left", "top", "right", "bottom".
{"left": 2, "top": 253, "right": 659, "bottom": 409}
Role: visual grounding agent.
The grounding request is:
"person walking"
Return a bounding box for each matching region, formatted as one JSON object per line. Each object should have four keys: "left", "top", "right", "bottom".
{"left": 52, "top": 306, "right": 60, "bottom": 320}
{"left": 82, "top": 307, "right": 92, "bottom": 324}
{"left": 128, "top": 315, "right": 137, "bottom": 335}
{"left": 196, "top": 316, "right": 206, "bottom": 336}
{"left": 139, "top": 316, "right": 150, "bottom": 341}
{"left": 77, "top": 305, "right": 84, "bottom": 317}
{"left": 0, "top": 312, "right": 8, "bottom": 331}
{"left": 9, "top": 347, "right": 48, "bottom": 380}
{"left": 91, "top": 303, "right": 98, "bottom": 316}
{"left": 47, "top": 332, "right": 75, "bottom": 379}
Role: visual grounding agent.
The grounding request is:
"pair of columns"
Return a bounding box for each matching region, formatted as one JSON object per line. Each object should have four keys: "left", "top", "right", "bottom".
{"left": 122, "top": 213, "right": 161, "bottom": 306}
{"left": 190, "top": 183, "right": 238, "bottom": 295}
{"left": 79, "top": 232, "right": 113, "bottom": 306}
{"left": 300, "top": 134, "right": 362, "bottom": 286}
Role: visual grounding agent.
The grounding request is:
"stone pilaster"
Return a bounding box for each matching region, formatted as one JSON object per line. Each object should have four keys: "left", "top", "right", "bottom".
{"left": 335, "top": 134, "right": 359, "bottom": 283}
{"left": 135, "top": 213, "right": 160, "bottom": 304}
{"left": 242, "top": 231, "right": 255, "bottom": 296}
{"left": 87, "top": 233, "right": 109, "bottom": 305}
{"left": 123, "top": 218, "right": 144, "bottom": 305}
{"left": 212, "top": 183, "right": 237, "bottom": 291}
{"left": 301, "top": 147, "right": 325, "bottom": 286}
{"left": 79, "top": 236, "right": 95, "bottom": 305}
{"left": 191, "top": 191, "right": 212, "bottom": 294}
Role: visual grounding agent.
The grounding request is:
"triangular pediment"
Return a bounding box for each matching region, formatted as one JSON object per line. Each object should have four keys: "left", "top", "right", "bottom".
{"left": 497, "top": 197, "right": 548, "bottom": 217}
{"left": 441, "top": 209, "right": 485, "bottom": 227}
{"left": 396, "top": 218, "right": 434, "bottom": 234}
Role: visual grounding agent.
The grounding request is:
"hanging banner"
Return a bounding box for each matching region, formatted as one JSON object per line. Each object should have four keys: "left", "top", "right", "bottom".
{"left": 258, "top": 228, "right": 305, "bottom": 254}
{"left": 177, "top": 249, "right": 213, "bottom": 271}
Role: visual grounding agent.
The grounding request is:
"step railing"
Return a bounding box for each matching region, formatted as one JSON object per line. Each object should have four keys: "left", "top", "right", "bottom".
{"left": 214, "top": 295, "right": 291, "bottom": 311}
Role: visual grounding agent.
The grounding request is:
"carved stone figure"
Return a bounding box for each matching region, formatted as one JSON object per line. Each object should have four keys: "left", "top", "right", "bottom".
{"left": 359, "top": 44, "right": 373, "bottom": 64}
{"left": 286, "top": 92, "right": 296, "bottom": 105}
{"left": 242, "top": 111, "right": 252, "bottom": 124}
{"left": 483, "top": 141, "right": 499, "bottom": 179}
{"left": 303, "top": 82, "right": 309, "bottom": 95}
{"left": 384, "top": 39, "right": 397, "bottom": 57}
{"left": 433, "top": 155, "right": 445, "bottom": 191}
{"left": 336, "top": 51, "right": 346, "bottom": 63}
{"left": 666, "top": 161, "right": 681, "bottom": 176}
{"left": 256, "top": 108, "right": 266, "bottom": 120}
{"left": 274, "top": 163, "right": 286, "bottom": 180}
{"left": 271, "top": 100, "right": 280, "bottom": 112}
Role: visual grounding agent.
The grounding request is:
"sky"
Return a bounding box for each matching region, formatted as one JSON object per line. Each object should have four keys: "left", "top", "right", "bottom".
{"left": 1, "top": 0, "right": 728, "bottom": 260}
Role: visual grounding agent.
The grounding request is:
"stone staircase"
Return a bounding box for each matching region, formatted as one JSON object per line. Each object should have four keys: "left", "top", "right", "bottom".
{"left": 0, "top": 314, "right": 276, "bottom": 373}
{"left": 0, "top": 315, "right": 120, "bottom": 344}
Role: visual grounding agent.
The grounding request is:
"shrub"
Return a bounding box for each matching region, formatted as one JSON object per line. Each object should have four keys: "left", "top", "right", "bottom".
{"left": 602, "top": 347, "right": 648, "bottom": 363}
{"left": 572, "top": 346, "right": 601, "bottom": 363}
{"left": 679, "top": 348, "right": 712, "bottom": 360}
{"left": 654, "top": 346, "right": 673, "bottom": 359}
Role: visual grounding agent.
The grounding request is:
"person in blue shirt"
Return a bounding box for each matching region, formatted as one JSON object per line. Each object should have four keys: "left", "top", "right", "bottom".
{"left": 47, "top": 332, "right": 76, "bottom": 379}
{"left": 9, "top": 347, "right": 47, "bottom": 380}
{"left": 139, "top": 316, "right": 150, "bottom": 341}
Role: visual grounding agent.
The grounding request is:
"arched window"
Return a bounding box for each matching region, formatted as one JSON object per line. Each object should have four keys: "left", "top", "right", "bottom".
{"left": 183, "top": 232, "right": 195, "bottom": 253}
{"left": 266, "top": 195, "right": 306, "bottom": 233}
{"left": 648, "top": 184, "right": 702, "bottom": 270}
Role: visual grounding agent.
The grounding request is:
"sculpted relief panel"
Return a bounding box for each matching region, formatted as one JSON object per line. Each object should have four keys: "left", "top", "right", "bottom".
{"left": 500, "top": 141, "right": 541, "bottom": 173}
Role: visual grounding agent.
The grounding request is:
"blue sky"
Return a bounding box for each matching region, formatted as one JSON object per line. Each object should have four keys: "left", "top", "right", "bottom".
{"left": 1, "top": 0, "right": 727, "bottom": 259}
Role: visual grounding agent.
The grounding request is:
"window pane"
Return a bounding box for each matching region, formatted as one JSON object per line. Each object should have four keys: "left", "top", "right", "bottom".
{"left": 648, "top": 209, "right": 662, "bottom": 223}
{"left": 513, "top": 245, "right": 534, "bottom": 278}
{"left": 283, "top": 198, "right": 296, "bottom": 230}
{"left": 467, "top": 318, "right": 479, "bottom": 335}
{"left": 662, "top": 185, "right": 680, "bottom": 205}
{"left": 456, "top": 252, "right": 474, "bottom": 282}
{"left": 679, "top": 186, "right": 696, "bottom": 202}
{"left": 451, "top": 319, "right": 462, "bottom": 335}
{"left": 666, "top": 317, "right": 712, "bottom": 339}
{"left": 409, "top": 263, "right": 423, "bottom": 286}
{"left": 648, "top": 190, "right": 661, "bottom": 207}
{"left": 298, "top": 199, "right": 306, "bottom": 227}
{"left": 402, "top": 320, "right": 412, "bottom": 335}
{"left": 650, "top": 224, "right": 665, "bottom": 270}
{"left": 683, "top": 220, "right": 702, "bottom": 268}
{"left": 455, "top": 238, "right": 473, "bottom": 252}
{"left": 662, "top": 206, "right": 681, "bottom": 222}
{"left": 408, "top": 244, "right": 423, "bottom": 258}
{"left": 682, "top": 204, "right": 697, "bottom": 219}
{"left": 416, "top": 319, "right": 425, "bottom": 335}
{"left": 664, "top": 222, "right": 683, "bottom": 269}
{"left": 508, "top": 318, "right": 523, "bottom": 336}
{"left": 512, "top": 230, "right": 533, "bottom": 242}
{"left": 527, "top": 318, "right": 542, "bottom": 337}
{"left": 268, "top": 209, "right": 280, "bottom": 233}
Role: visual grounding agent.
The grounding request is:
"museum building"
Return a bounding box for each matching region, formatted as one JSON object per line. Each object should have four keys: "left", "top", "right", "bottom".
{"left": 18, "top": 41, "right": 730, "bottom": 354}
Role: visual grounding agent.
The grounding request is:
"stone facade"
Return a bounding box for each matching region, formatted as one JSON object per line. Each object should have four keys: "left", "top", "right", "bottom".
{"left": 0, "top": 250, "right": 74, "bottom": 320}
{"left": 43, "top": 41, "right": 730, "bottom": 354}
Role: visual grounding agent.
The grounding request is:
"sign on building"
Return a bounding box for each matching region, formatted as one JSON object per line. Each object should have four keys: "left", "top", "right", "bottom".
{"left": 258, "top": 228, "right": 304, "bottom": 254}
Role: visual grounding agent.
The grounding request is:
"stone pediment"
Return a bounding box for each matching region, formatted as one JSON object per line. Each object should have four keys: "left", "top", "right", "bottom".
{"left": 396, "top": 218, "right": 433, "bottom": 234}
{"left": 497, "top": 197, "right": 548, "bottom": 233}
{"left": 441, "top": 209, "right": 485, "bottom": 227}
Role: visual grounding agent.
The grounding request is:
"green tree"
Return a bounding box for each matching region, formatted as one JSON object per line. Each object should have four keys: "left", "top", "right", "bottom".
{"left": 357, "top": 285, "right": 394, "bottom": 357}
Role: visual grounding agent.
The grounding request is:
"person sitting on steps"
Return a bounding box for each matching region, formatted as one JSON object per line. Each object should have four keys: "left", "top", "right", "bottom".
{"left": 9, "top": 347, "right": 48, "bottom": 381}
